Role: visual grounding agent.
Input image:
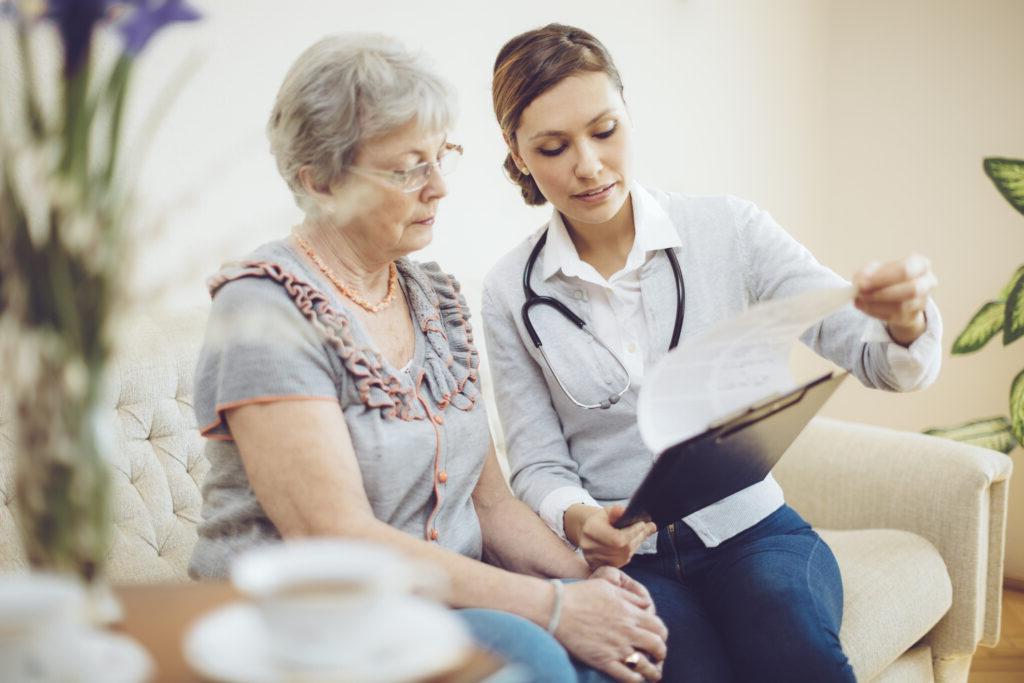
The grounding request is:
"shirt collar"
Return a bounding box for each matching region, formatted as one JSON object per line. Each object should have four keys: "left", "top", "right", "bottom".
{"left": 540, "top": 181, "right": 682, "bottom": 282}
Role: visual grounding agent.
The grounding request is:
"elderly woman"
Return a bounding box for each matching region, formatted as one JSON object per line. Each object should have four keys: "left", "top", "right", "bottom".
{"left": 187, "top": 34, "right": 667, "bottom": 683}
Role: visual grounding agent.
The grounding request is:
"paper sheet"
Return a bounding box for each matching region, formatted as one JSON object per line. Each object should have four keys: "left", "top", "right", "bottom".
{"left": 637, "top": 286, "right": 856, "bottom": 455}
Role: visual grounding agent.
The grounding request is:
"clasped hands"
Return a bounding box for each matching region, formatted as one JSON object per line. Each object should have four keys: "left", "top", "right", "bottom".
{"left": 562, "top": 505, "right": 663, "bottom": 680}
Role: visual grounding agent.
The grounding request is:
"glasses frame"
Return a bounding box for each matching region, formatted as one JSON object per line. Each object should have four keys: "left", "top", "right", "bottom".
{"left": 347, "top": 143, "right": 463, "bottom": 193}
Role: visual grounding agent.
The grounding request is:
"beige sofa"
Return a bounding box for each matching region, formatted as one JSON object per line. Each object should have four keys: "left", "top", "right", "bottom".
{"left": 0, "top": 307, "right": 1012, "bottom": 683}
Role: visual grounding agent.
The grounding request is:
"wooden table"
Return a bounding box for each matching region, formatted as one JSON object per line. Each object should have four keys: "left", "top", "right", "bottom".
{"left": 113, "top": 582, "right": 502, "bottom": 683}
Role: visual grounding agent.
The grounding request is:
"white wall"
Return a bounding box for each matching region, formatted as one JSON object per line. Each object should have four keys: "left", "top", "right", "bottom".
{"left": 120, "top": 1, "right": 1022, "bottom": 569}
{"left": 126, "top": 0, "right": 831, "bottom": 307}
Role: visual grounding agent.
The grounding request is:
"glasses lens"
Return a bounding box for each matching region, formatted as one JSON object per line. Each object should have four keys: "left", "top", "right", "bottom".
{"left": 439, "top": 148, "right": 460, "bottom": 176}
{"left": 403, "top": 163, "right": 431, "bottom": 192}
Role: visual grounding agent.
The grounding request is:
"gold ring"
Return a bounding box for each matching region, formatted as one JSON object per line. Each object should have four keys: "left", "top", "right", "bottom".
{"left": 624, "top": 651, "right": 643, "bottom": 669}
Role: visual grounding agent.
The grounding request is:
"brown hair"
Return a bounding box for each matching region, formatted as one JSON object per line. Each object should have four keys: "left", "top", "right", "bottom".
{"left": 492, "top": 24, "right": 625, "bottom": 206}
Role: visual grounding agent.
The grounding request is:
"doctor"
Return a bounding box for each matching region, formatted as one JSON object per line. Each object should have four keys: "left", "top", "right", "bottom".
{"left": 481, "top": 24, "right": 941, "bottom": 683}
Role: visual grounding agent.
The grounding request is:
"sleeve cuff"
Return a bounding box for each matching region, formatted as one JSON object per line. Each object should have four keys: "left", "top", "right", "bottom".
{"left": 862, "top": 299, "right": 943, "bottom": 391}
{"left": 538, "top": 486, "right": 602, "bottom": 543}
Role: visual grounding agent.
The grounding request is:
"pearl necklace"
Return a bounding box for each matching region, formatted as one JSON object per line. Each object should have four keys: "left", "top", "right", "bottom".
{"left": 293, "top": 234, "right": 398, "bottom": 314}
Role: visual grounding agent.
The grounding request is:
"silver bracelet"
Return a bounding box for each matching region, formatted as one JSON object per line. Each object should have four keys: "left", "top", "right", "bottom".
{"left": 546, "top": 579, "right": 564, "bottom": 634}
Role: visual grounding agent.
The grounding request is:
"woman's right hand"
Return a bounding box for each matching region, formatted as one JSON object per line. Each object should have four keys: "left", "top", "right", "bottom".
{"left": 555, "top": 578, "right": 668, "bottom": 682}
{"left": 573, "top": 505, "right": 658, "bottom": 570}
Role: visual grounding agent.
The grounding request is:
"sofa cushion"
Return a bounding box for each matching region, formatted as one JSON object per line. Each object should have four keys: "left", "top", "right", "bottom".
{"left": 821, "top": 528, "right": 952, "bottom": 681}
{"left": 0, "top": 309, "right": 210, "bottom": 582}
{"left": 869, "top": 643, "right": 934, "bottom": 683}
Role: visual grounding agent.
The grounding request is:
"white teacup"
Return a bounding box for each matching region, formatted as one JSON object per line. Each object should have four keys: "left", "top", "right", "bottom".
{"left": 0, "top": 573, "right": 85, "bottom": 682}
{"left": 231, "top": 539, "right": 442, "bottom": 672}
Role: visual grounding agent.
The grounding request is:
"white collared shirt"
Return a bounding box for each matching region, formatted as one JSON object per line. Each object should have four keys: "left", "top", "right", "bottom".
{"left": 540, "top": 183, "right": 683, "bottom": 385}
{"left": 538, "top": 183, "right": 682, "bottom": 544}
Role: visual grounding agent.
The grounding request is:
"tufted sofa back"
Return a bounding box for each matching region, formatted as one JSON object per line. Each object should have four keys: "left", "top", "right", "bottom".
{"left": 0, "top": 308, "right": 211, "bottom": 583}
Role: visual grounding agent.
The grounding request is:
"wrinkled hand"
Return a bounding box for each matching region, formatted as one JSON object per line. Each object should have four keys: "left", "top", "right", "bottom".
{"left": 590, "top": 565, "right": 656, "bottom": 614}
{"left": 579, "top": 506, "right": 658, "bottom": 570}
{"left": 556, "top": 578, "right": 667, "bottom": 682}
{"left": 853, "top": 255, "right": 937, "bottom": 346}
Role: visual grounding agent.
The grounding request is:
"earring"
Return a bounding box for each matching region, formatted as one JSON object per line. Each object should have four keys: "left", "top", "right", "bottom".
{"left": 519, "top": 167, "right": 530, "bottom": 176}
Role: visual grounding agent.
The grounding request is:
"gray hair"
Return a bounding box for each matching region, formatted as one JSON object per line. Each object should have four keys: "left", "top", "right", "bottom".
{"left": 267, "top": 34, "right": 457, "bottom": 213}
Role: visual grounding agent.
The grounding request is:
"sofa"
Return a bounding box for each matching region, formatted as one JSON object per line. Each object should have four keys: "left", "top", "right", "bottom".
{"left": 0, "top": 306, "right": 1013, "bottom": 683}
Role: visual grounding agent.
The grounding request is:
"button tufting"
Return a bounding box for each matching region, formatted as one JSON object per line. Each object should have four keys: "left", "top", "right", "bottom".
{"left": 437, "top": 471, "right": 448, "bottom": 484}
{"left": 433, "top": 414, "right": 444, "bottom": 426}
{"left": 429, "top": 528, "right": 439, "bottom": 541}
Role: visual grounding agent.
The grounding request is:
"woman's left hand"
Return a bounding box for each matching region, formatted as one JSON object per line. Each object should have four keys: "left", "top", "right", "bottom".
{"left": 853, "top": 254, "right": 937, "bottom": 346}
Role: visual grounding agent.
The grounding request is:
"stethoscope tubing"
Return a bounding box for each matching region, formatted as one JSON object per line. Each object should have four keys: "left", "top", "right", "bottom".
{"left": 521, "top": 228, "right": 685, "bottom": 409}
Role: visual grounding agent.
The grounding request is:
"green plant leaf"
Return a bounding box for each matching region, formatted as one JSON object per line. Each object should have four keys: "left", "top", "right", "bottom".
{"left": 984, "top": 157, "right": 1024, "bottom": 218}
{"left": 1005, "top": 272, "right": 1024, "bottom": 345}
{"left": 999, "top": 264, "right": 1024, "bottom": 300}
{"left": 1011, "top": 368, "right": 1024, "bottom": 446}
{"left": 925, "top": 417, "right": 1017, "bottom": 454}
{"left": 952, "top": 301, "right": 1004, "bottom": 353}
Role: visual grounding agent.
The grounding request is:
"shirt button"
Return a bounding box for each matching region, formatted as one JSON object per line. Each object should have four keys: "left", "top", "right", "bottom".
{"left": 573, "top": 290, "right": 584, "bottom": 300}
{"left": 627, "top": 342, "right": 637, "bottom": 353}
{"left": 430, "top": 528, "right": 439, "bottom": 541}
{"left": 438, "top": 471, "right": 448, "bottom": 484}
{"left": 604, "top": 377, "right": 613, "bottom": 385}
{"left": 433, "top": 414, "right": 444, "bottom": 425}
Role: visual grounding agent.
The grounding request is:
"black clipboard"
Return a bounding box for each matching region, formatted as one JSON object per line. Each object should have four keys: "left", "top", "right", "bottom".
{"left": 614, "top": 371, "right": 848, "bottom": 530}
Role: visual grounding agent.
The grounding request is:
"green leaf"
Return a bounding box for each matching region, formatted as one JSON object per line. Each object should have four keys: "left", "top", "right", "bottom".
{"left": 952, "top": 301, "right": 1004, "bottom": 353}
{"left": 984, "top": 157, "right": 1024, "bottom": 218}
{"left": 1005, "top": 272, "right": 1024, "bottom": 345}
{"left": 925, "top": 417, "right": 1018, "bottom": 454}
{"left": 999, "top": 264, "right": 1024, "bottom": 300}
{"left": 1011, "top": 368, "right": 1024, "bottom": 446}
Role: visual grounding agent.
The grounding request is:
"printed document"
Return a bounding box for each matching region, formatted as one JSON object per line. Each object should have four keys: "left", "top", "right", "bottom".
{"left": 637, "top": 286, "right": 856, "bottom": 455}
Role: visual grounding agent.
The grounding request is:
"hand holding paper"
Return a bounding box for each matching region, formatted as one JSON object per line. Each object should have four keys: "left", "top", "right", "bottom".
{"left": 853, "top": 255, "right": 936, "bottom": 346}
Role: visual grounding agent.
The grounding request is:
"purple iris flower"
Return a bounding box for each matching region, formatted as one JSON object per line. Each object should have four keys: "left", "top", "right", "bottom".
{"left": 117, "top": 0, "right": 200, "bottom": 56}
{"left": 44, "top": 0, "right": 111, "bottom": 75}
{"left": 39, "top": 1, "right": 200, "bottom": 76}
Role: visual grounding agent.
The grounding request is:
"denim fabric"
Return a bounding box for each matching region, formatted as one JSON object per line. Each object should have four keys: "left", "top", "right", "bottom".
{"left": 623, "top": 504, "right": 856, "bottom": 683}
{"left": 456, "top": 608, "right": 614, "bottom": 683}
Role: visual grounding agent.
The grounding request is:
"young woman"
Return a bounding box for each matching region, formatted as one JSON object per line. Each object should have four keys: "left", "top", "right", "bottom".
{"left": 482, "top": 24, "right": 941, "bottom": 683}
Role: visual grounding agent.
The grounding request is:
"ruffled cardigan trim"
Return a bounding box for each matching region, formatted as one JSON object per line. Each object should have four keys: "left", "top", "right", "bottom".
{"left": 207, "top": 258, "right": 480, "bottom": 420}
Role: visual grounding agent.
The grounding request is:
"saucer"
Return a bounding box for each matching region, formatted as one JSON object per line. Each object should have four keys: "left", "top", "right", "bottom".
{"left": 0, "top": 627, "right": 152, "bottom": 683}
{"left": 183, "top": 598, "right": 471, "bottom": 683}
{"left": 76, "top": 628, "right": 154, "bottom": 683}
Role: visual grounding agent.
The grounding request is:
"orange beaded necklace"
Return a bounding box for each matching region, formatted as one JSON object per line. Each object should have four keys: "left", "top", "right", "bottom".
{"left": 293, "top": 234, "right": 398, "bottom": 314}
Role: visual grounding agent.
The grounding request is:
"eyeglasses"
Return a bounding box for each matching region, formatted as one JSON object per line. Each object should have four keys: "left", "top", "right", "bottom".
{"left": 347, "top": 143, "right": 463, "bottom": 193}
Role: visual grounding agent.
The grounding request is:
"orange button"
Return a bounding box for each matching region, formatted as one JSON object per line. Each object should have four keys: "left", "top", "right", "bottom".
{"left": 429, "top": 528, "right": 439, "bottom": 541}
{"left": 433, "top": 414, "right": 445, "bottom": 425}
{"left": 438, "top": 471, "right": 448, "bottom": 483}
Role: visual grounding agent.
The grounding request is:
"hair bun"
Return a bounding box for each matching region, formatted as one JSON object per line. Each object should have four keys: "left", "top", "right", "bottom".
{"left": 503, "top": 153, "right": 547, "bottom": 206}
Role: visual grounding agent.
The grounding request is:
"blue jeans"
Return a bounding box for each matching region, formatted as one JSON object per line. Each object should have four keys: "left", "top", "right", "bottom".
{"left": 623, "top": 504, "right": 856, "bottom": 683}
{"left": 457, "top": 609, "right": 613, "bottom": 683}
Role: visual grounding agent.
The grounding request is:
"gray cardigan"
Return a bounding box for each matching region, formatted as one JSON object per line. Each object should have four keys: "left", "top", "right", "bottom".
{"left": 481, "top": 185, "right": 941, "bottom": 550}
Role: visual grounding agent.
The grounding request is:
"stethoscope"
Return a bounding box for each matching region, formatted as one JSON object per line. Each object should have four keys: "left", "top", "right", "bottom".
{"left": 521, "top": 228, "right": 686, "bottom": 409}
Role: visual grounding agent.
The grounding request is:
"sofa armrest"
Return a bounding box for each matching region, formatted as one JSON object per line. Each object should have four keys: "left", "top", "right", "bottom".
{"left": 774, "top": 416, "right": 1013, "bottom": 657}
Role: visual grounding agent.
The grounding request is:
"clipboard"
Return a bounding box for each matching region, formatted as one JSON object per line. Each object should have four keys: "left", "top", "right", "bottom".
{"left": 614, "top": 371, "right": 848, "bottom": 530}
